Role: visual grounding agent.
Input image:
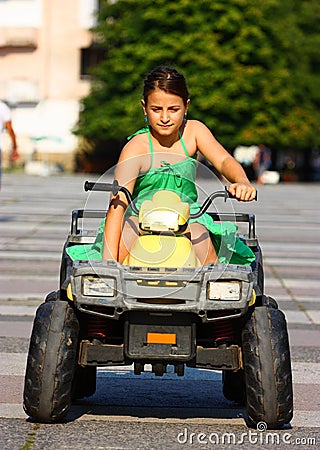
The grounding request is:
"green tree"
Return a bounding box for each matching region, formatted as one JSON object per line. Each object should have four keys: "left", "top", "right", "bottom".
{"left": 75, "top": 0, "right": 320, "bottom": 171}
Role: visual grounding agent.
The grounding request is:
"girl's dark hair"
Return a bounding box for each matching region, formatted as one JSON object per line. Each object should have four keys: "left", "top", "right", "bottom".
{"left": 143, "top": 66, "right": 190, "bottom": 105}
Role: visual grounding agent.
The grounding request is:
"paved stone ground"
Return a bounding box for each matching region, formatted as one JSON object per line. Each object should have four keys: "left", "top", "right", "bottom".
{"left": 0, "top": 174, "right": 319, "bottom": 449}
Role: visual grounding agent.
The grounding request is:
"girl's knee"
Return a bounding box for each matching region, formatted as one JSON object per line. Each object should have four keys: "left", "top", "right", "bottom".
{"left": 189, "top": 223, "right": 210, "bottom": 243}
{"left": 119, "top": 216, "right": 139, "bottom": 261}
{"left": 189, "top": 223, "right": 217, "bottom": 264}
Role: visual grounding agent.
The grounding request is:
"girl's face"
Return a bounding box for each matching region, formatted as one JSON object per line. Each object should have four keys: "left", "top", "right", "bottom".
{"left": 141, "top": 88, "right": 189, "bottom": 137}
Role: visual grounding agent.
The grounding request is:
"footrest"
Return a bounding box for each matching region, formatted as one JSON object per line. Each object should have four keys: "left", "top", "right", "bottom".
{"left": 196, "top": 345, "right": 242, "bottom": 370}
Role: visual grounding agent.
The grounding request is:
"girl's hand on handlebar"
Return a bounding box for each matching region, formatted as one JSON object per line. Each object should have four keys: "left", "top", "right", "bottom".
{"left": 228, "top": 182, "right": 257, "bottom": 201}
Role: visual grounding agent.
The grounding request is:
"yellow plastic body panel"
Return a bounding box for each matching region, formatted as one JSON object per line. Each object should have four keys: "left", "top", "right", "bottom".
{"left": 66, "top": 283, "right": 73, "bottom": 301}
{"left": 123, "top": 234, "right": 201, "bottom": 268}
{"left": 248, "top": 288, "right": 256, "bottom": 307}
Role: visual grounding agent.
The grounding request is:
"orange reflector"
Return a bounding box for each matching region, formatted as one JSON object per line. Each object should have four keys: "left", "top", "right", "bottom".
{"left": 147, "top": 332, "right": 177, "bottom": 345}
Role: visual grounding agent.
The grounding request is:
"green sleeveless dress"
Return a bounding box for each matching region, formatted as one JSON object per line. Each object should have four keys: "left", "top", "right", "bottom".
{"left": 67, "top": 127, "right": 255, "bottom": 265}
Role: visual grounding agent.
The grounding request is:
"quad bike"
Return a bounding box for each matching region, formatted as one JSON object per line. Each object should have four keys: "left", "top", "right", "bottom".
{"left": 23, "top": 180, "right": 293, "bottom": 428}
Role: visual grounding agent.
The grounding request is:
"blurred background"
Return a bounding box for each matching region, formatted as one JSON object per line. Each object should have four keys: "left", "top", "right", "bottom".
{"left": 1, "top": 0, "right": 319, "bottom": 181}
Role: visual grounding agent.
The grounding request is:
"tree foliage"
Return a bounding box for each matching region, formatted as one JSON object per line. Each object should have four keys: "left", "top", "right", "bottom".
{"left": 75, "top": 0, "right": 320, "bottom": 170}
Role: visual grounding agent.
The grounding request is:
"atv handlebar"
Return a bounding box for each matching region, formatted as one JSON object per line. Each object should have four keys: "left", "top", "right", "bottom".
{"left": 84, "top": 181, "right": 256, "bottom": 218}
{"left": 189, "top": 189, "right": 229, "bottom": 218}
{"left": 84, "top": 180, "right": 140, "bottom": 215}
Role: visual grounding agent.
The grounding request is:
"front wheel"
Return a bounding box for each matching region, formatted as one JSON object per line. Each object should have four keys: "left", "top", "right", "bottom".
{"left": 23, "top": 292, "right": 79, "bottom": 423}
{"left": 242, "top": 306, "right": 293, "bottom": 429}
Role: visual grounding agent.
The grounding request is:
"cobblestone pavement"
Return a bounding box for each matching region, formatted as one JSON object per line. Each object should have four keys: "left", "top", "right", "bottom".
{"left": 0, "top": 174, "right": 319, "bottom": 449}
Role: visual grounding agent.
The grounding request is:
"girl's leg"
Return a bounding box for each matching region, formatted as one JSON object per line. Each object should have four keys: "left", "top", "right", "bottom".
{"left": 118, "top": 215, "right": 139, "bottom": 263}
{"left": 189, "top": 222, "right": 217, "bottom": 265}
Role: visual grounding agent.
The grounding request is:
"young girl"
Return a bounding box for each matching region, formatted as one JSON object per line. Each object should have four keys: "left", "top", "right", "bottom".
{"left": 102, "top": 66, "right": 256, "bottom": 266}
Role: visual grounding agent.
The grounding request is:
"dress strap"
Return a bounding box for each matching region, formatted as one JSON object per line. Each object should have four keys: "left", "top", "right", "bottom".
{"left": 127, "top": 126, "right": 149, "bottom": 140}
{"left": 147, "top": 128, "right": 155, "bottom": 167}
{"left": 178, "top": 131, "right": 189, "bottom": 157}
{"left": 130, "top": 126, "right": 189, "bottom": 168}
{"left": 178, "top": 130, "right": 198, "bottom": 159}
{"left": 127, "top": 126, "right": 154, "bottom": 167}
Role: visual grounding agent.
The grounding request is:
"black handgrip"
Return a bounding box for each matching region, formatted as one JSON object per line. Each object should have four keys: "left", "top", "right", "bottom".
{"left": 84, "top": 180, "right": 139, "bottom": 215}
{"left": 84, "top": 180, "right": 120, "bottom": 196}
{"left": 84, "top": 181, "right": 98, "bottom": 191}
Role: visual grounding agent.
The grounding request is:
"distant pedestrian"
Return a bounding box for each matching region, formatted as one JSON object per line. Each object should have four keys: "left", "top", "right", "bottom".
{"left": 0, "top": 100, "right": 18, "bottom": 187}
{"left": 254, "top": 144, "right": 271, "bottom": 184}
{"left": 233, "top": 145, "right": 259, "bottom": 181}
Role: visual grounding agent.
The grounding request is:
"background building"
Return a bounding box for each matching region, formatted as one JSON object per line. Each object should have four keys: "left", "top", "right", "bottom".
{"left": 0, "top": 0, "right": 99, "bottom": 171}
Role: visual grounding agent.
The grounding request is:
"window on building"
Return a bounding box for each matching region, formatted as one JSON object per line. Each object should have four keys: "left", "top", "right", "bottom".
{"left": 80, "top": 45, "right": 105, "bottom": 79}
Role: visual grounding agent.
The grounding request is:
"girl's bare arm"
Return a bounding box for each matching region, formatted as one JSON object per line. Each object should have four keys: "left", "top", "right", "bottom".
{"left": 194, "top": 121, "right": 256, "bottom": 201}
{"left": 102, "top": 140, "right": 143, "bottom": 260}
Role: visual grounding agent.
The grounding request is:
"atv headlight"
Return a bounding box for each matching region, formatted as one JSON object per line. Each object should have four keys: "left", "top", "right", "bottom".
{"left": 207, "top": 281, "right": 241, "bottom": 301}
{"left": 82, "top": 276, "right": 116, "bottom": 297}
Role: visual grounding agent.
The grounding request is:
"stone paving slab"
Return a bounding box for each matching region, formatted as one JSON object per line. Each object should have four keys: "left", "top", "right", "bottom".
{"left": 1, "top": 175, "right": 319, "bottom": 448}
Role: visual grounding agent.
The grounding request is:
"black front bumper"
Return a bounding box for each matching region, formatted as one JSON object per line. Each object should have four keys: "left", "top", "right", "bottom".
{"left": 69, "top": 260, "right": 254, "bottom": 323}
